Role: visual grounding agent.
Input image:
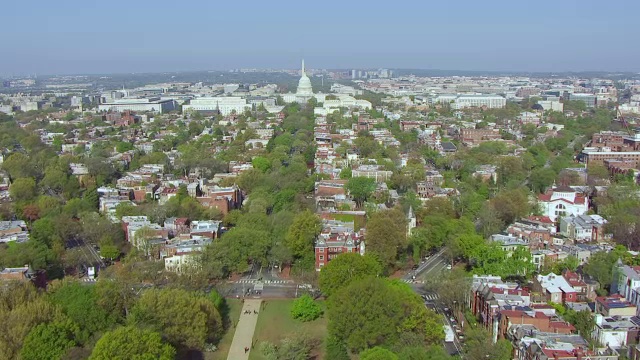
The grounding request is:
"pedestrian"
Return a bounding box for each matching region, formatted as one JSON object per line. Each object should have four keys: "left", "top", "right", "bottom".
{"left": 244, "top": 347, "right": 248, "bottom": 354}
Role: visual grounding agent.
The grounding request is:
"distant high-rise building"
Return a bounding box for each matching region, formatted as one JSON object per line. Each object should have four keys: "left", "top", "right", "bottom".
{"left": 351, "top": 70, "right": 357, "bottom": 79}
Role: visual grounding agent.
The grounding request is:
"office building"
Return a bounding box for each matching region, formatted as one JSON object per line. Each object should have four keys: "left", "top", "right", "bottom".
{"left": 182, "top": 96, "right": 251, "bottom": 116}
{"left": 98, "top": 97, "right": 175, "bottom": 114}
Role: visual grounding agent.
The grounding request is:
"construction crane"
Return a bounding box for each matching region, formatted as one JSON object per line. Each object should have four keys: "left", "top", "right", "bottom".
{"left": 615, "top": 104, "right": 634, "bottom": 135}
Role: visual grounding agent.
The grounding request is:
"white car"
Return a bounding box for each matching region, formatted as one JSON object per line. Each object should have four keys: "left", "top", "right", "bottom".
{"left": 446, "top": 264, "right": 452, "bottom": 270}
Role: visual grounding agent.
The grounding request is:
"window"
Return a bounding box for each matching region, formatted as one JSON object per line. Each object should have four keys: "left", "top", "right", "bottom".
{"left": 319, "top": 248, "right": 324, "bottom": 253}
{"left": 319, "top": 255, "right": 324, "bottom": 261}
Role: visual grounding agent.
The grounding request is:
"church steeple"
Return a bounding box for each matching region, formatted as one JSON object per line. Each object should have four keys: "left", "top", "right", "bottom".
{"left": 407, "top": 206, "right": 416, "bottom": 236}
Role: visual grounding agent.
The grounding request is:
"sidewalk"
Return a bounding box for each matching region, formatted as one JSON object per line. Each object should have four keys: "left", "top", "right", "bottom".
{"left": 227, "top": 299, "right": 262, "bottom": 360}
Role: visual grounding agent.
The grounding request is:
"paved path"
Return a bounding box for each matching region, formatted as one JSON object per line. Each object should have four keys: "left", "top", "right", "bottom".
{"left": 227, "top": 299, "right": 262, "bottom": 360}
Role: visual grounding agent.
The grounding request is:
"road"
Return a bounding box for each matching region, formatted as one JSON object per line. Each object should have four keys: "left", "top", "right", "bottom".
{"left": 402, "top": 249, "right": 464, "bottom": 357}
{"left": 402, "top": 248, "right": 448, "bottom": 284}
{"left": 219, "top": 280, "right": 303, "bottom": 300}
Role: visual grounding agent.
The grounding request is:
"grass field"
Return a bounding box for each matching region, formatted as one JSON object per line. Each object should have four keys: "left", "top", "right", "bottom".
{"left": 208, "top": 298, "right": 243, "bottom": 360}
{"left": 249, "top": 299, "right": 328, "bottom": 360}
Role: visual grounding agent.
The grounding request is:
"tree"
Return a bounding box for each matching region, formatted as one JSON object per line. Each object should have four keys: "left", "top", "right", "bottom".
{"left": 9, "top": 177, "right": 37, "bottom": 202}
{"left": 115, "top": 141, "right": 134, "bottom": 153}
{"left": 284, "top": 210, "right": 321, "bottom": 260}
{"left": 22, "top": 204, "right": 40, "bottom": 223}
{"left": 464, "top": 327, "right": 512, "bottom": 360}
{"left": 529, "top": 168, "right": 557, "bottom": 193}
{"left": 360, "top": 347, "right": 399, "bottom": 360}
{"left": 47, "top": 280, "right": 116, "bottom": 341}
{"left": 20, "top": 319, "right": 79, "bottom": 360}
{"left": 30, "top": 217, "right": 60, "bottom": 248}
{"left": 129, "top": 287, "right": 222, "bottom": 350}
{"left": 291, "top": 294, "right": 323, "bottom": 321}
{"left": 2, "top": 152, "right": 36, "bottom": 180}
{"left": 99, "top": 242, "right": 120, "bottom": 261}
{"left": 365, "top": 208, "right": 407, "bottom": 268}
{"left": 252, "top": 156, "right": 271, "bottom": 173}
{"left": 318, "top": 253, "right": 382, "bottom": 297}
{"left": 346, "top": 177, "right": 376, "bottom": 208}
{"left": 477, "top": 203, "right": 505, "bottom": 238}
{"left": 0, "top": 282, "right": 64, "bottom": 360}
{"left": 565, "top": 310, "right": 595, "bottom": 344}
{"left": 583, "top": 251, "right": 618, "bottom": 291}
{"left": 328, "top": 278, "right": 441, "bottom": 352}
{"left": 424, "top": 269, "right": 470, "bottom": 309}
{"left": 325, "top": 336, "right": 350, "bottom": 360}
{"left": 261, "top": 333, "right": 319, "bottom": 360}
{"left": 339, "top": 167, "right": 352, "bottom": 179}
{"left": 489, "top": 188, "right": 532, "bottom": 225}
{"left": 0, "top": 240, "right": 57, "bottom": 271}
{"left": 89, "top": 326, "right": 176, "bottom": 360}
{"left": 396, "top": 345, "right": 452, "bottom": 360}
{"left": 202, "top": 226, "right": 271, "bottom": 276}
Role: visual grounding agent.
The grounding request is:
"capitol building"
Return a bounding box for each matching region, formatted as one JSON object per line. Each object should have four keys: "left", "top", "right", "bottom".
{"left": 281, "top": 60, "right": 372, "bottom": 112}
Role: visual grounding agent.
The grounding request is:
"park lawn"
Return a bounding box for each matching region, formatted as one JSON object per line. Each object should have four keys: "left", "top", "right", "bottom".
{"left": 249, "top": 299, "right": 328, "bottom": 360}
{"left": 207, "top": 298, "right": 243, "bottom": 360}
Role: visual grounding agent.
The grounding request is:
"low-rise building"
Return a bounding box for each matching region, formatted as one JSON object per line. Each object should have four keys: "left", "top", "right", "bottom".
{"left": 314, "top": 220, "right": 364, "bottom": 271}
{"left": 351, "top": 165, "right": 392, "bottom": 182}
{"left": 593, "top": 314, "right": 640, "bottom": 349}
{"left": 560, "top": 214, "right": 607, "bottom": 242}
{"left": 595, "top": 295, "right": 637, "bottom": 317}
{"left": 613, "top": 261, "right": 640, "bottom": 314}
{"left": 538, "top": 185, "right": 589, "bottom": 222}
{"left": 533, "top": 273, "right": 578, "bottom": 304}
{"left": 0, "top": 220, "right": 29, "bottom": 243}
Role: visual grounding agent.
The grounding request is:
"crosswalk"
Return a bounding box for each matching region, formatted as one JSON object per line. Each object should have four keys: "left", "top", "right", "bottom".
{"left": 402, "top": 279, "right": 425, "bottom": 284}
{"left": 82, "top": 278, "right": 97, "bottom": 283}
{"left": 422, "top": 293, "right": 438, "bottom": 301}
{"left": 234, "top": 279, "right": 293, "bottom": 284}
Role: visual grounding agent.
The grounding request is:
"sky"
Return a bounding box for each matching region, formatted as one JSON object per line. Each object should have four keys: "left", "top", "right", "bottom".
{"left": 2, "top": 0, "right": 639, "bottom": 75}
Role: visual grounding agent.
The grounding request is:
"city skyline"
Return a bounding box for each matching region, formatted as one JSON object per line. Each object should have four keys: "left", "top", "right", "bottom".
{"left": 2, "top": 0, "right": 640, "bottom": 75}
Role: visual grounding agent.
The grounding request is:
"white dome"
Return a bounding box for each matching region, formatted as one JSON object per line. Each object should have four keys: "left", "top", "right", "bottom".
{"left": 296, "top": 59, "right": 313, "bottom": 96}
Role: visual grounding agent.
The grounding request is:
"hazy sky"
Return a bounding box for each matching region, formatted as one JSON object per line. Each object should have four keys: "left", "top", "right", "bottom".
{"left": 2, "top": 0, "right": 638, "bottom": 75}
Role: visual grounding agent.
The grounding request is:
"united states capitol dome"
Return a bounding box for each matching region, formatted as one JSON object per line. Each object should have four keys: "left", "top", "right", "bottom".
{"left": 296, "top": 59, "right": 313, "bottom": 96}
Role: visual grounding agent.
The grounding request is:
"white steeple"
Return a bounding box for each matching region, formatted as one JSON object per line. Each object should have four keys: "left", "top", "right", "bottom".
{"left": 301, "top": 59, "right": 305, "bottom": 76}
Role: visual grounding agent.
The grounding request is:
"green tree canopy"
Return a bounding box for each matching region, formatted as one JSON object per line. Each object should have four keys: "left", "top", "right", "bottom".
{"left": 360, "top": 346, "right": 399, "bottom": 360}
{"left": 318, "top": 253, "right": 382, "bottom": 297}
{"left": 290, "top": 294, "right": 323, "bottom": 322}
{"left": 89, "top": 326, "right": 176, "bottom": 360}
{"left": 47, "top": 280, "right": 116, "bottom": 341}
{"left": 129, "top": 287, "right": 222, "bottom": 350}
{"left": 328, "top": 277, "right": 442, "bottom": 352}
{"left": 9, "top": 177, "right": 37, "bottom": 203}
{"left": 284, "top": 210, "right": 321, "bottom": 260}
{"left": 0, "top": 282, "right": 65, "bottom": 360}
{"left": 365, "top": 208, "right": 408, "bottom": 269}
{"left": 20, "top": 319, "right": 79, "bottom": 360}
{"left": 346, "top": 177, "right": 376, "bottom": 208}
